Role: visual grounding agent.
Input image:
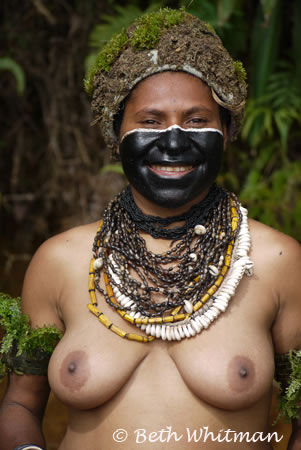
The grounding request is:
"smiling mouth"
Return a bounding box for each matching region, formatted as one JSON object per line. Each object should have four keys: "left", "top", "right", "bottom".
{"left": 149, "top": 164, "right": 195, "bottom": 176}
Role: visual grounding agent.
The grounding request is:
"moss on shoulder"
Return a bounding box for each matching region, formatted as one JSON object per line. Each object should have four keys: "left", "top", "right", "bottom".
{"left": 277, "top": 350, "right": 301, "bottom": 422}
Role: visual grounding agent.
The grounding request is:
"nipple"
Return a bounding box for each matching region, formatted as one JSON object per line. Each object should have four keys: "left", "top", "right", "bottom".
{"left": 68, "top": 362, "right": 77, "bottom": 374}
{"left": 227, "top": 355, "right": 255, "bottom": 393}
{"left": 239, "top": 366, "right": 248, "bottom": 378}
{"left": 60, "top": 351, "right": 90, "bottom": 392}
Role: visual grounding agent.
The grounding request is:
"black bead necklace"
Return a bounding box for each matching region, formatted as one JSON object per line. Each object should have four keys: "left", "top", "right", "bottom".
{"left": 92, "top": 185, "right": 241, "bottom": 318}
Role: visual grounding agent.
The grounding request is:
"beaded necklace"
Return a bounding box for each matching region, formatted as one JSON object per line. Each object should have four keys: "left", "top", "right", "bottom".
{"left": 88, "top": 186, "right": 253, "bottom": 342}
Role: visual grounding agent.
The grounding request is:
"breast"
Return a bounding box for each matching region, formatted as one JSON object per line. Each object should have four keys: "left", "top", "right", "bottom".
{"left": 48, "top": 276, "right": 275, "bottom": 414}
{"left": 169, "top": 317, "right": 275, "bottom": 411}
{"left": 48, "top": 324, "right": 148, "bottom": 410}
{"left": 49, "top": 325, "right": 274, "bottom": 416}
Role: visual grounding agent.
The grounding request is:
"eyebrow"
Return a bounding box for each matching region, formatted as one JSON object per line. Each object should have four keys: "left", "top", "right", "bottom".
{"left": 183, "top": 106, "right": 213, "bottom": 116}
{"left": 134, "top": 106, "right": 213, "bottom": 117}
{"left": 134, "top": 108, "right": 164, "bottom": 118}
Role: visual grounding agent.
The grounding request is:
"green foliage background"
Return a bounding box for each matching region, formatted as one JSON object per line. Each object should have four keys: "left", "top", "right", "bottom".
{"left": 0, "top": 0, "right": 300, "bottom": 295}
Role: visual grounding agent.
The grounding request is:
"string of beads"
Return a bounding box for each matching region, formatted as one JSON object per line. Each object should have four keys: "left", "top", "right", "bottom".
{"left": 87, "top": 186, "right": 253, "bottom": 342}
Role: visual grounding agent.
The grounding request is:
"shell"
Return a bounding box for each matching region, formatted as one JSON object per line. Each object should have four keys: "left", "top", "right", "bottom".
{"left": 191, "top": 319, "right": 201, "bottom": 333}
{"left": 174, "top": 328, "right": 181, "bottom": 341}
{"left": 194, "top": 316, "right": 204, "bottom": 330}
{"left": 194, "top": 224, "right": 206, "bottom": 235}
{"left": 178, "top": 326, "right": 185, "bottom": 338}
{"left": 184, "top": 300, "right": 194, "bottom": 314}
{"left": 202, "top": 315, "right": 211, "bottom": 328}
{"left": 151, "top": 324, "right": 156, "bottom": 337}
{"left": 208, "top": 265, "right": 219, "bottom": 276}
{"left": 187, "top": 323, "right": 196, "bottom": 337}
{"left": 166, "top": 327, "right": 172, "bottom": 341}
{"left": 93, "top": 258, "right": 103, "bottom": 270}
{"left": 155, "top": 325, "right": 161, "bottom": 338}
{"left": 215, "top": 301, "right": 227, "bottom": 312}
{"left": 124, "top": 300, "right": 134, "bottom": 308}
{"left": 170, "top": 327, "right": 175, "bottom": 341}
{"left": 204, "top": 310, "right": 214, "bottom": 321}
{"left": 189, "top": 253, "right": 197, "bottom": 261}
{"left": 183, "top": 325, "right": 191, "bottom": 338}
{"left": 120, "top": 297, "right": 131, "bottom": 306}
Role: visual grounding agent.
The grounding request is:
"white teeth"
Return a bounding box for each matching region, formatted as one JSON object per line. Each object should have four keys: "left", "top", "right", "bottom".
{"left": 151, "top": 165, "right": 192, "bottom": 172}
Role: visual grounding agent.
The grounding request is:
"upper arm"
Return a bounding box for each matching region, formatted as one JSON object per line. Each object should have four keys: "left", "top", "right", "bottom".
{"left": 21, "top": 236, "right": 66, "bottom": 332}
{"left": 272, "top": 234, "right": 301, "bottom": 352}
{"left": 0, "top": 237, "right": 65, "bottom": 417}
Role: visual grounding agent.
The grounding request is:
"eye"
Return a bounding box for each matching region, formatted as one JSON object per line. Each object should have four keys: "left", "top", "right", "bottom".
{"left": 187, "top": 117, "right": 209, "bottom": 126}
{"left": 139, "top": 119, "right": 160, "bottom": 127}
{"left": 143, "top": 119, "right": 157, "bottom": 124}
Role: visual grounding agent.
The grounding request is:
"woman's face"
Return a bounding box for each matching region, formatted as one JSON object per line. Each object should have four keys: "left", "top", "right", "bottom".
{"left": 118, "top": 71, "right": 227, "bottom": 214}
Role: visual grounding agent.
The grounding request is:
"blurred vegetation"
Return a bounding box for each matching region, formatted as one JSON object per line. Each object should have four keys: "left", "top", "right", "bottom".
{"left": 0, "top": 0, "right": 300, "bottom": 295}
{"left": 0, "top": 57, "right": 26, "bottom": 95}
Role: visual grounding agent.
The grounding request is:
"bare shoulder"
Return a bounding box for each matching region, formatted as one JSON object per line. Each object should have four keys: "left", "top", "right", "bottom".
{"left": 21, "top": 221, "right": 100, "bottom": 329}
{"left": 248, "top": 218, "right": 301, "bottom": 266}
{"left": 248, "top": 218, "right": 301, "bottom": 303}
{"left": 33, "top": 220, "right": 100, "bottom": 259}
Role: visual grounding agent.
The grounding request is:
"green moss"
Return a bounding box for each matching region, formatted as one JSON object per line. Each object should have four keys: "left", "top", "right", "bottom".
{"left": 130, "top": 7, "right": 186, "bottom": 50}
{"left": 85, "top": 8, "right": 188, "bottom": 95}
{"left": 233, "top": 59, "right": 247, "bottom": 83}
{"left": 277, "top": 350, "right": 301, "bottom": 422}
{"left": 0, "top": 293, "right": 62, "bottom": 379}
{"left": 85, "top": 29, "right": 128, "bottom": 94}
{"left": 203, "top": 22, "right": 217, "bottom": 35}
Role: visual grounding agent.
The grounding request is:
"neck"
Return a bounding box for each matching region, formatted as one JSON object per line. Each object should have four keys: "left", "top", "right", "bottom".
{"left": 130, "top": 186, "right": 210, "bottom": 218}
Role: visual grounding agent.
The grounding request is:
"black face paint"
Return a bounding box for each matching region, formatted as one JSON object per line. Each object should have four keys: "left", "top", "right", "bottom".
{"left": 119, "top": 125, "right": 224, "bottom": 209}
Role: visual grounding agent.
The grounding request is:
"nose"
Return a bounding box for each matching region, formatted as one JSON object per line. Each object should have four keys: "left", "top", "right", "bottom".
{"left": 156, "top": 128, "right": 190, "bottom": 154}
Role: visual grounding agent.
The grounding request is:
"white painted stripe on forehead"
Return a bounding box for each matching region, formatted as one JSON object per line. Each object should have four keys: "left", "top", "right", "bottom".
{"left": 120, "top": 125, "right": 223, "bottom": 143}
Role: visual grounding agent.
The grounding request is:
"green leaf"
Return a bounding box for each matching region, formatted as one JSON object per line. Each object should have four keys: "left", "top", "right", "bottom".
{"left": 217, "top": 0, "right": 237, "bottom": 26}
{"left": 250, "top": 1, "right": 283, "bottom": 98}
{"left": 100, "top": 163, "right": 124, "bottom": 175}
{"left": 0, "top": 57, "right": 26, "bottom": 95}
{"left": 184, "top": 0, "right": 218, "bottom": 26}
{"left": 89, "top": 5, "right": 142, "bottom": 50}
{"left": 277, "top": 350, "right": 301, "bottom": 422}
{"left": 273, "top": 109, "right": 290, "bottom": 152}
{"left": 260, "top": 0, "right": 278, "bottom": 19}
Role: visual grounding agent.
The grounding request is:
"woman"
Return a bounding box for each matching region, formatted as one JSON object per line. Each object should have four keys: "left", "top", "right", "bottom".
{"left": 0, "top": 9, "right": 300, "bottom": 450}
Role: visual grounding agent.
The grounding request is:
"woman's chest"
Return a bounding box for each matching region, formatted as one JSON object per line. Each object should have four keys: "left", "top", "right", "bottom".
{"left": 48, "top": 275, "right": 275, "bottom": 413}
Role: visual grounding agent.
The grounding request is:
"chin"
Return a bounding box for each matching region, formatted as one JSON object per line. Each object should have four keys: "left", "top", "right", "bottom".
{"left": 143, "top": 190, "right": 200, "bottom": 210}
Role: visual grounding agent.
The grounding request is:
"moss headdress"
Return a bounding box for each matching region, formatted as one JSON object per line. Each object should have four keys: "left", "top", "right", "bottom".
{"left": 85, "top": 8, "right": 247, "bottom": 157}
